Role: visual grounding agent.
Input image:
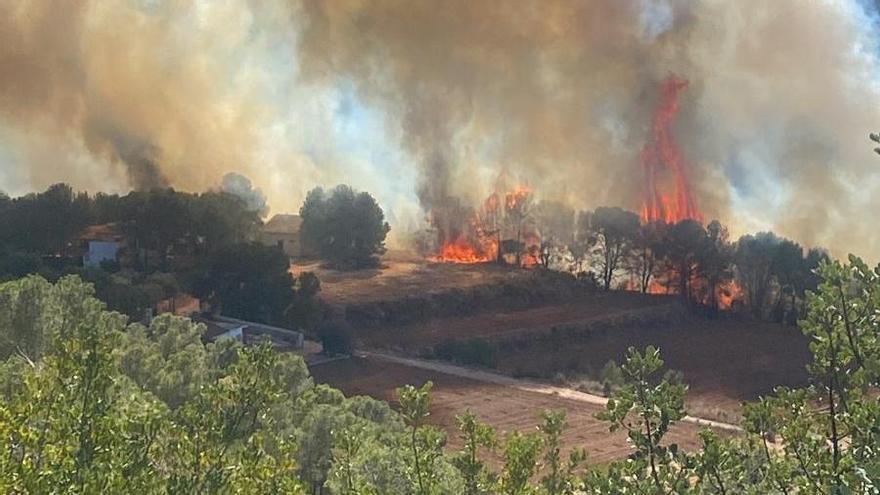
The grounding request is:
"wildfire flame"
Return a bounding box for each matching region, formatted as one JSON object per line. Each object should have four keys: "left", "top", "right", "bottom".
{"left": 505, "top": 186, "right": 531, "bottom": 211}
{"left": 640, "top": 75, "right": 703, "bottom": 224}
{"left": 434, "top": 235, "right": 493, "bottom": 263}
{"left": 431, "top": 184, "right": 533, "bottom": 264}
{"left": 630, "top": 273, "right": 742, "bottom": 310}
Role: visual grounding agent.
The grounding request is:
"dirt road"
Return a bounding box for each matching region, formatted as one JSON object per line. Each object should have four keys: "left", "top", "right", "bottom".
{"left": 359, "top": 350, "right": 742, "bottom": 433}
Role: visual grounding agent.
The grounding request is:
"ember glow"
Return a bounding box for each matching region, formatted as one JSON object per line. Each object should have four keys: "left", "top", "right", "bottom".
{"left": 640, "top": 75, "right": 703, "bottom": 225}
{"left": 505, "top": 186, "right": 532, "bottom": 211}
{"left": 716, "top": 281, "right": 743, "bottom": 310}
{"left": 635, "top": 273, "right": 743, "bottom": 310}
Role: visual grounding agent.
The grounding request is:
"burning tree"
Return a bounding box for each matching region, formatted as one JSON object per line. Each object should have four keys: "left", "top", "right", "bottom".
{"left": 695, "top": 220, "right": 735, "bottom": 312}
{"left": 502, "top": 186, "right": 535, "bottom": 266}
{"left": 656, "top": 219, "right": 705, "bottom": 303}
{"left": 427, "top": 184, "right": 539, "bottom": 267}
{"left": 429, "top": 196, "right": 500, "bottom": 264}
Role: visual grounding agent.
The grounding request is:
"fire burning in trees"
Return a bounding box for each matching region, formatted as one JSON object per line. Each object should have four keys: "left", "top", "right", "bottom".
{"left": 640, "top": 75, "right": 703, "bottom": 225}
{"left": 640, "top": 274, "right": 742, "bottom": 311}
{"left": 430, "top": 184, "right": 535, "bottom": 264}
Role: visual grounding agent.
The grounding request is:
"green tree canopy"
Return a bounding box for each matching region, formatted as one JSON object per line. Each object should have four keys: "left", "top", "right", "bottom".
{"left": 300, "top": 185, "right": 390, "bottom": 270}
{"left": 189, "top": 242, "right": 298, "bottom": 325}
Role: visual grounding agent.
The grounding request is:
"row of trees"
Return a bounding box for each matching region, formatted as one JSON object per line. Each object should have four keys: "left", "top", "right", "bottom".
{"left": 0, "top": 182, "right": 393, "bottom": 314}
{"left": 2, "top": 255, "right": 879, "bottom": 493}
{"left": 0, "top": 183, "right": 263, "bottom": 270}
{"left": 0, "top": 183, "right": 330, "bottom": 329}
{"left": 530, "top": 203, "right": 828, "bottom": 320}
{"left": 0, "top": 181, "right": 393, "bottom": 271}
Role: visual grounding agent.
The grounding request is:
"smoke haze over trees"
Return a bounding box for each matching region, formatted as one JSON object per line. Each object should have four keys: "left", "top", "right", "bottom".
{"left": 0, "top": 180, "right": 834, "bottom": 322}
{"left": 2, "top": 1, "right": 880, "bottom": 257}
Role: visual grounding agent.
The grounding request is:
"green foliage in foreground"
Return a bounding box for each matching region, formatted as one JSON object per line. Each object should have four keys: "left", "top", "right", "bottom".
{"left": 3, "top": 255, "right": 880, "bottom": 493}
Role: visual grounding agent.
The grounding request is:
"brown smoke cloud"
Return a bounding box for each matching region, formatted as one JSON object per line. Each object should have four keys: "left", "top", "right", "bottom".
{"left": 0, "top": 0, "right": 289, "bottom": 193}
{"left": 2, "top": 1, "right": 880, "bottom": 258}
{"left": 292, "top": 0, "right": 880, "bottom": 258}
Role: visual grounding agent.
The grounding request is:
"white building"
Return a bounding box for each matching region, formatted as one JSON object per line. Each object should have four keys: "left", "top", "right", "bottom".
{"left": 79, "top": 223, "right": 125, "bottom": 267}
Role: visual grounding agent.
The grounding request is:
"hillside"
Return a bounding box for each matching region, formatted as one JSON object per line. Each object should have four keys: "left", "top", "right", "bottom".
{"left": 305, "top": 255, "right": 812, "bottom": 427}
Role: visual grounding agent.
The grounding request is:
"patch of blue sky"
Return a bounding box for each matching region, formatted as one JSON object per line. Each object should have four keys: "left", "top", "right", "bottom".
{"left": 0, "top": 125, "right": 29, "bottom": 197}
{"left": 327, "top": 82, "right": 419, "bottom": 223}
{"left": 723, "top": 144, "right": 789, "bottom": 233}
{"left": 637, "top": 0, "right": 674, "bottom": 41}
{"left": 834, "top": 0, "right": 880, "bottom": 94}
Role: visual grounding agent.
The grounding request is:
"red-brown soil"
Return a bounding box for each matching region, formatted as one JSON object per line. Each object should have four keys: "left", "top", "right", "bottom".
{"left": 294, "top": 252, "right": 529, "bottom": 306}
{"left": 490, "top": 318, "right": 811, "bottom": 421}
{"left": 311, "top": 356, "right": 713, "bottom": 465}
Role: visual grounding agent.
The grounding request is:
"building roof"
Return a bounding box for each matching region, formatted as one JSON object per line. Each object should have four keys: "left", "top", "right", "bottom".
{"left": 263, "top": 214, "right": 303, "bottom": 235}
{"left": 79, "top": 223, "right": 126, "bottom": 242}
{"left": 191, "top": 315, "right": 246, "bottom": 341}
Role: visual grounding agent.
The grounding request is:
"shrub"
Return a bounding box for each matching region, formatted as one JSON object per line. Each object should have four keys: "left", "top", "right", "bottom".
{"left": 599, "top": 360, "right": 624, "bottom": 396}
{"left": 318, "top": 320, "right": 354, "bottom": 356}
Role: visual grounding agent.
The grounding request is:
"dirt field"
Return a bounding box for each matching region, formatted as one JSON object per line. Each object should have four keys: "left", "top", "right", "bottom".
{"left": 293, "top": 251, "right": 532, "bottom": 306}
{"left": 298, "top": 255, "right": 810, "bottom": 425}
{"left": 361, "top": 292, "right": 675, "bottom": 348}
{"left": 311, "top": 356, "right": 713, "bottom": 465}
{"left": 490, "top": 318, "right": 811, "bottom": 422}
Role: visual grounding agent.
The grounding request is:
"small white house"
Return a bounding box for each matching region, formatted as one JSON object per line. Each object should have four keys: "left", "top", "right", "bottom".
{"left": 84, "top": 240, "right": 121, "bottom": 267}
{"left": 79, "top": 224, "right": 126, "bottom": 267}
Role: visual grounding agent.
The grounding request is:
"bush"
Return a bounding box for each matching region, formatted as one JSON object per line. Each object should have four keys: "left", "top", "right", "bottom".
{"left": 599, "top": 360, "right": 624, "bottom": 396}
{"left": 0, "top": 251, "right": 44, "bottom": 280}
{"left": 318, "top": 320, "right": 354, "bottom": 356}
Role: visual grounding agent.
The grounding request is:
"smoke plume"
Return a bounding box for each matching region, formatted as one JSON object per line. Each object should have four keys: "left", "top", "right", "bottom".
{"left": 220, "top": 172, "right": 269, "bottom": 217}
{"left": 2, "top": 0, "right": 880, "bottom": 258}
{"left": 292, "top": 0, "right": 880, "bottom": 258}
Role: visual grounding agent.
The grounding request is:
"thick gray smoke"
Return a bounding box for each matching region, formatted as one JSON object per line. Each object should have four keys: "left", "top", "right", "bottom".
{"left": 2, "top": 0, "right": 880, "bottom": 257}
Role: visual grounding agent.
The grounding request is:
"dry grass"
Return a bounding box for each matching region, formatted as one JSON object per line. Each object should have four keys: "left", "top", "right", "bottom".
{"left": 293, "top": 251, "right": 529, "bottom": 306}
{"left": 301, "top": 255, "right": 809, "bottom": 426}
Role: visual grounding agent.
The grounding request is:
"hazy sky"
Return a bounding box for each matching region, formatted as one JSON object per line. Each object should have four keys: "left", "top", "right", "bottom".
{"left": 2, "top": 0, "right": 880, "bottom": 256}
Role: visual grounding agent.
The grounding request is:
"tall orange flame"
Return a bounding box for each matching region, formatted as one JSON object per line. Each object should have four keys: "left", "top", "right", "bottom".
{"left": 640, "top": 75, "right": 703, "bottom": 224}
